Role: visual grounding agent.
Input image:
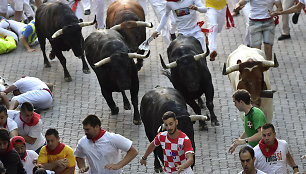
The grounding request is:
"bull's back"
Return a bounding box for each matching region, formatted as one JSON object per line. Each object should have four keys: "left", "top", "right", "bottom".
{"left": 106, "top": 0, "right": 145, "bottom": 27}
{"left": 140, "top": 87, "right": 186, "bottom": 140}
{"left": 36, "top": 2, "right": 78, "bottom": 38}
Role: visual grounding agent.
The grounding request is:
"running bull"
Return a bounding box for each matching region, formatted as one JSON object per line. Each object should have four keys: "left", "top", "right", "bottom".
{"left": 222, "top": 45, "right": 279, "bottom": 123}
{"left": 160, "top": 35, "right": 219, "bottom": 130}
{"left": 85, "top": 29, "right": 149, "bottom": 125}
{"left": 35, "top": 2, "right": 95, "bottom": 82}
{"left": 106, "top": 0, "right": 153, "bottom": 70}
{"left": 140, "top": 87, "right": 207, "bottom": 173}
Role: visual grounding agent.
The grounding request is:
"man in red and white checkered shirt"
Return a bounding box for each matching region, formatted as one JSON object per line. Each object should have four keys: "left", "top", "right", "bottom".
{"left": 140, "top": 111, "right": 194, "bottom": 174}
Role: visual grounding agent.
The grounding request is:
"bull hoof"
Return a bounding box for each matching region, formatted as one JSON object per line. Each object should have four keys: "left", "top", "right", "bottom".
{"left": 82, "top": 69, "right": 91, "bottom": 74}
{"left": 124, "top": 104, "right": 131, "bottom": 110}
{"left": 133, "top": 119, "right": 142, "bottom": 125}
{"left": 64, "top": 76, "right": 72, "bottom": 82}
{"left": 154, "top": 167, "right": 163, "bottom": 173}
{"left": 44, "top": 62, "right": 51, "bottom": 68}
{"left": 199, "top": 121, "right": 208, "bottom": 131}
{"left": 111, "top": 107, "right": 119, "bottom": 115}
{"left": 211, "top": 119, "right": 220, "bottom": 126}
{"left": 49, "top": 52, "right": 55, "bottom": 60}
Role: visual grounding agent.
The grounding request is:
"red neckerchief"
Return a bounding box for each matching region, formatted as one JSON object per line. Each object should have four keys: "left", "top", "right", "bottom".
{"left": 225, "top": 5, "right": 235, "bottom": 29}
{"left": 20, "top": 112, "right": 41, "bottom": 129}
{"left": 0, "top": 141, "right": 13, "bottom": 155}
{"left": 273, "top": 16, "right": 279, "bottom": 25}
{"left": 21, "top": 151, "right": 28, "bottom": 161}
{"left": 259, "top": 138, "right": 278, "bottom": 158}
{"left": 46, "top": 142, "right": 65, "bottom": 155}
{"left": 72, "top": 0, "right": 80, "bottom": 12}
{"left": 92, "top": 128, "right": 106, "bottom": 143}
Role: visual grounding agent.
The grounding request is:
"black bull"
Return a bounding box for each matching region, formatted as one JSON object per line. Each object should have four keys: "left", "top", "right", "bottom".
{"left": 85, "top": 29, "right": 149, "bottom": 125}
{"left": 160, "top": 35, "right": 219, "bottom": 130}
{"left": 140, "top": 87, "right": 207, "bottom": 173}
{"left": 35, "top": 2, "right": 94, "bottom": 82}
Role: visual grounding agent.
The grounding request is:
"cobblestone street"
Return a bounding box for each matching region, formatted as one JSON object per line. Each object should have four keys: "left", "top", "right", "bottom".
{"left": 0, "top": 1, "right": 305, "bottom": 173}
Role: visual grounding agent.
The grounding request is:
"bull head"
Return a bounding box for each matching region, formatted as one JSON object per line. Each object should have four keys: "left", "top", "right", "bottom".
{"left": 110, "top": 21, "right": 153, "bottom": 30}
{"left": 222, "top": 53, "right": 279, "bottom": 75}
{"left": 52, "top": 16, "right": 97, "bottom": 39}
{"left": 160, "top": 45, "right": 210, "bottom": 69}
{"left": 94, "top": 51, "right": 150, "bottom": 68}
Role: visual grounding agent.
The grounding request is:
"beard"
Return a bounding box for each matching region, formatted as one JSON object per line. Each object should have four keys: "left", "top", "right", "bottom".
{"left": 86, "top": 134, "right": 94, "bottom": 139}
{"left": 168, "top": 126, "right": 177, "bottom": 135}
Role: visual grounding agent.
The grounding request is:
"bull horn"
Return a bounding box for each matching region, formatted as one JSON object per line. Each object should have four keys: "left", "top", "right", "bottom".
{"left": 51, "top": 29, "right": 63, "bottom": 39}
{"left": 110, "top": 24, "right": 121, "bottom": 30}
{"left": 128, "top": 50, "right": 150, "bottom": 59}
{"left": 224, "top": 64, "right": 240, "bottom": 75}
{"left": 94, "top": 57, "right": 111, "bottom": 68}
{"left": 262, "top": 54, "right": 279, "bottom": 68}
{"left": 260, "top": 90, "right": 276, "bottom": 98}
{"left": 157, "top": 124, "right": 165, "bottom": 133}
{"left": 189, "top": 115, "right": 208, "bottom": 122}
{"left": 160, "top": 54, "right": 177, "bottom": 69}
{"left": 136, "top": 21, "right": 153, "bottom": 28}
{"left": 194, "top": 43, "right": 210, "bottom": 61}
{"left": 79, "top": 15, "right": 96, "bottom": 27}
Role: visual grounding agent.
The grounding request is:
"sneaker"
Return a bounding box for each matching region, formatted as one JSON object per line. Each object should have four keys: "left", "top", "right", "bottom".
{"left": 278, "top": 34, "right": 291, "bottom": 41}
{"left": 292, "top": 13, "right": 300, "bottom": 24}
{"left": 84, "top": 9, "right": 91, "bottom": 15}
{"left": 209, "top": 51, "right": 217, "bottom": 61}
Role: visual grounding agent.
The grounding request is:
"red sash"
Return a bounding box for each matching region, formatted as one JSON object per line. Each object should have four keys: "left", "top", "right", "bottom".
{"left": 21, "top": 151, "right": 27, "bottom": 161}
{"left": 46, "top": 142, "right": 65, "bottom": 155}
{"left": 166, "top": 0, "right": 180, "bottom": 2}
{"left": 92, "top": 128, "right": 106, "bottom": 143}
{"left": 20, "top": 112, "right": 41, "bottom": 129}
{"left": 72, "top": 0, "right": 80, "bottom": 12}
{"left": 225, "top": 5, "right": 235, "bottom": 29}
{"left": 259, "top": 139, "right": 278, "bottom": 158}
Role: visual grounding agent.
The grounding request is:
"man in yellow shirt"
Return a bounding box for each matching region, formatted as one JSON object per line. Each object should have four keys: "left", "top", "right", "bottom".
{"left": 37, "top": 128, "right": 75, "bottom": 174}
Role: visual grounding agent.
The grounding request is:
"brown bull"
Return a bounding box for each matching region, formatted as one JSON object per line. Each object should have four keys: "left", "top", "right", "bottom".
{"left": 106, "top": 0, "right": 152, "bottom": 70}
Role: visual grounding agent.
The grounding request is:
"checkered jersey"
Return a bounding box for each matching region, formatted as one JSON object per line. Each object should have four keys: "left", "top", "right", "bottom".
{"left": 154, "top": 130, "right": 194, "bottom": 173}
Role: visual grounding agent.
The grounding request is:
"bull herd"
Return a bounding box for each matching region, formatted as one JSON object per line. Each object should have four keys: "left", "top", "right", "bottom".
{"left": 34, "top": 1, "right": 279, "bottom": 171}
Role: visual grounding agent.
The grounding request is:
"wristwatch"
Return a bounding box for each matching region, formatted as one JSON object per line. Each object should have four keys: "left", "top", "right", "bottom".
{"left": 245, "top": 138, "right": 248, "bottom": 144}
{"left": 142, "top": 156, "right": 147, "bottom": 160}
{"left": 293, "top": 165, "right": 298, "bottom": 170}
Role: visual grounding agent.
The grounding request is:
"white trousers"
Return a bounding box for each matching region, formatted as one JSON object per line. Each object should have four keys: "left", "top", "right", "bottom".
{"left": 242, "top": 2, "right": 250, "bottom": 45}
{"left": 67, "top": 0, "right": 83, "bottom": 20}
{"left": 280, "top": 0, "right": 295, "bottom": 35}
{"left": 7, "top": 19, "right": 26, "bottom": 40}
{"left": 12, "top": 89, "right": 53, "bottom": 109}
{"left": 93, "top": 0, "right": 111, "bottom": 29}
{"left": 206, "top": 6, "right": 226, "bottom": 53}
{"left": 81, "top": 0, "right": 90, "bottom": 11}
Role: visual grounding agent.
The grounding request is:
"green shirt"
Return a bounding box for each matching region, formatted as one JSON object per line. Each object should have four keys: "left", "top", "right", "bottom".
{"left": 244, "top": 107, "right": 266, "bottom": 147}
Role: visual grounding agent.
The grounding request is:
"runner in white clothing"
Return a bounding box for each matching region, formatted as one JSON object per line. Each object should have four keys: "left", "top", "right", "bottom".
{"left": 4, "top": 76, "right": 53, "bottom": 110}
{"left": 74, "top": 115, "right": 138, "bottom": 174}
{"left": 238, "top": 146, "right": 266, "bottom": 174}
{"left": 0, "top": 105, "right": 18, "bottom": 138}
{"left": 253, "top": 123, "right": 299, "bottom": 174}
{"left": 151, "top": 0, "right": 208, "bottom": 53}
{"left": 8, "top": 102, "right": 46, "bottom": 154}
{"left": 11, "top": 136, "right": 39, "bottom": 174}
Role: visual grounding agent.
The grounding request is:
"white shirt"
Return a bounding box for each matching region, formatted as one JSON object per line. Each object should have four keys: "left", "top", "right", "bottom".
{"left": 157, "top": 0, "right": 206, "bottom": 34}
{"left": 246, "top": 0, "right": 279, "bottom": 19}
{"left": 8, "top": 110, "right": 45, "bottom": 151}
{"left": 22, "top": 150, "right": 38, "bottom": 174}
{"left": 14, "top": 76, "right": 48, "bottom": 94}
{"left": 238, "top": 169, "right": 266, "bottom": 174}
{"left": 254, "top": 139, "right": 289, "bottom": 174}
{"left": 0, "top": 117, "right": 18, "bottom": 132}
{"left": 74, "top": 131, "right": 132, "bottom": 174}
{"left": 299, "top": 0, "right": 305, "bottom": 4}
